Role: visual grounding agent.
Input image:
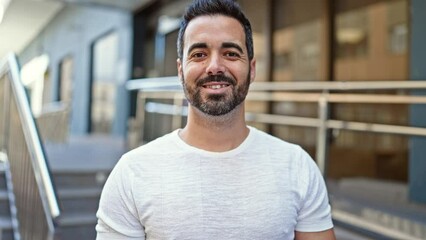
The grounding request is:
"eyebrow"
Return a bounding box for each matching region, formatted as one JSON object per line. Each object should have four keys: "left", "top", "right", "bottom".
{"left": 187, "top": 42, "right": 208, "bottom": 56}
{"left": 186, "top": 42, "right": 244, "bottom": 56}
{"left": 222, "top": 42, "right": 244, "bottom": 54}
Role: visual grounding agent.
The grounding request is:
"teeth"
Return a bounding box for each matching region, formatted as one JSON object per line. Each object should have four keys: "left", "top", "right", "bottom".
{"left": 208, "top": 85, "right": 227, "bottom": 89}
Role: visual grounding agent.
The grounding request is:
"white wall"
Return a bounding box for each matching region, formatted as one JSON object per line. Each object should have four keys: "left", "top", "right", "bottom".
{"left": 19, "top": 4, "right": 133, "bottom": 136}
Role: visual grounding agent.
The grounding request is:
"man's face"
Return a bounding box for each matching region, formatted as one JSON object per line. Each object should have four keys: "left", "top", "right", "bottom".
{"left": 177, "top": 15, "right": 256, "bottom": 116}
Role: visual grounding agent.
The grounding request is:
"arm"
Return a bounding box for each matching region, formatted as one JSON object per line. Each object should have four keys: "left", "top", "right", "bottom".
{"left": 295, "top": 149, "right": 334, "bottom": 235}
{"left": 295, "top": 228, "right": 336, "bottom": 240}
{"left": 96, "top": 159, "right": 145, "bottom": 239}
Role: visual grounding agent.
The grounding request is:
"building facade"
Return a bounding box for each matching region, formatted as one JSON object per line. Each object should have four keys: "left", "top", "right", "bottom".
{"left": 19, "top": 0, "right": 426, "bottom": 203}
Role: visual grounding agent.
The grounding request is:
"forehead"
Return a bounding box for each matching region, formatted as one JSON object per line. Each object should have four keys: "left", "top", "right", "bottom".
{"left": 184, "top": 15, "right": 245, "bottom": 48}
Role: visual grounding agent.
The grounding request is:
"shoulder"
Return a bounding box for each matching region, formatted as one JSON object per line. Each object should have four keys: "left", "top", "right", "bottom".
{"left": 250, "top": 127, "right": 300, "bottom": 148}
{"left": 124, "top": 130, "right": 180, "bottom": 160}
{"left": 110, "top": 130, "right": 182, "bottom": 174}
{"left": 248, "top": 126, "right": 320, "bottom": 182}
{"left": 250, "top": 126, "right": 310, "bottom": 161}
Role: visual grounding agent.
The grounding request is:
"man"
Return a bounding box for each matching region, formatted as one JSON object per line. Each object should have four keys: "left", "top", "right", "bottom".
{"left": 96, "top": 0, "right": 335, "bottom": 239}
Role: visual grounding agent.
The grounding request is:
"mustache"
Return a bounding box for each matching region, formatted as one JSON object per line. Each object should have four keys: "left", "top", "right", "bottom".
{"left": 196, "top": 75, "right": 236, "bottom": 87}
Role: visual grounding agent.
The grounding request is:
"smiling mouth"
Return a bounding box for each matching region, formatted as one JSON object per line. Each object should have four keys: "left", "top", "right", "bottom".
{"left": 204, "top": 84, "right": 230, "bottom": 89}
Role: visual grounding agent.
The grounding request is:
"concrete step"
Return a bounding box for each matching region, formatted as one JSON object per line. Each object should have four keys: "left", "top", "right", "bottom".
{"left": 0, "top": 135, "right": 123, "bottom": 239}
{"left": 59, "top": 212, "right": 97, "bottom": 227}
{"left": 0, "top": 216, "right": 13, "bottom": 240}
{"left": 0, "top": 190, "right": 10, "bottom": 216}
{"left": 52, "top": 170, "right": 110, "bottom": 189}
{"left": 0, "top": 185, "right": 102, "bottom": 240}
{"left": 329, "top": 178, "right": 426, "bottom": 240}
{"left": 56, "top": 212, "right": 97, "bottom": 240}
{"left": 57, "top": 186, "right": 102, "bottom": 199}
{"left": 44, "top": 135, "right": 124, "bottom": 173}
{"left": 57, "top": 187, "right": 101, "bottom": 213}
{"left": 0, "top": 168, "right": 106, "bottom": 239}
{"left": 53, "top": 174, "right": 104, "bottom": 238}
{"left": 0, "top": 163, "right": 13, "bottom": 240}
{"left": 56, "top": 224, "right": 97, "bottom": 240}
{"left": 53, "top": 172, "right": 105, "bottom": 226}
{"left": 0, "top": 164, "right": 7, "bottom": 191}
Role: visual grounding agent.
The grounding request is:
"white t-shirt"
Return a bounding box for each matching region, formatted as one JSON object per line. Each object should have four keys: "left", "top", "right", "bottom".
{"left": 96, "top": 126, "right": 333, "bottom": 239}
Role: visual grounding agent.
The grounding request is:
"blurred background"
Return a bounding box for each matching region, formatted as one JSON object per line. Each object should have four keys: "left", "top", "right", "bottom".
{"left": 0, "top": 0, "right": 426, "bottom": 239}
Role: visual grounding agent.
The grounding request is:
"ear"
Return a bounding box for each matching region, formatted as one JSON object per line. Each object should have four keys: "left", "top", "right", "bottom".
{"left": 249, "top": 58, "right": 256, "bottom": 83}
{"left": 177, "top": 58, "right": 183, "bottom": 82}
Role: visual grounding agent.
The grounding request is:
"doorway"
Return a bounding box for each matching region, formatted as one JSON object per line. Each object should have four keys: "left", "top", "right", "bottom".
{"left": 89, "top": 31, "right": 119, "bottom": 134}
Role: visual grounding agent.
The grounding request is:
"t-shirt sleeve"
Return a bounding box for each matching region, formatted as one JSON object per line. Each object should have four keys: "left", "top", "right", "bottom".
{"left": 96, "top": 157, "right": 146, "bottom": 239}
{"left": 295, "top": 149, "right": 334, "bottom": 232}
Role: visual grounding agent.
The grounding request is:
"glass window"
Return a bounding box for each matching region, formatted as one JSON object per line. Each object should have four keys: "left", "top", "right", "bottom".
{"left": 239, "top": 0, "right": 269, "bottom": 83}
{"left": 387, "top": 0, "right": 407, "bottom": 55}
{"left": 334, "top": 0, "right": 408, "bottom": 81}
{"left": 58, "top": 56, "right": 74, "bottom": 103}
{"left": 239, "top": 0, "right": 271, "bottom": 131}
{"left": 270, "top": 0, "right": 326, "bottom": 150}
{"left": 273, "top": 0, "right": 326, "bottom": 82}
{"left": 90, "top": 31, "right": 119, "bottom": 134}
{"left": 335, "top": 8, "right": 368, "bottom": 59}
{"left": 332, "top": 0, "right": 409, "bottom": 182}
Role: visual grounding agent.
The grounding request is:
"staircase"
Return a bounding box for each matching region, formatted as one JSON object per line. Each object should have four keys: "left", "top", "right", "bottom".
{"left": 0, "top": 163, "right": 13, "bottom": 239}
{"left": 0, "top": 168, "right": 111, "bottom": 240}
{"left": 0, "top": 135, "right": 125, "bottom": 240}
{"left": 54, "top": 169, "right": 110, "bottom": 239}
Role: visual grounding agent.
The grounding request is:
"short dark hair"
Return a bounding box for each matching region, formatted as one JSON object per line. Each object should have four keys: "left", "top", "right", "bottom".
{"left": 177, "top": 0, "right": 254, "bottom": 60}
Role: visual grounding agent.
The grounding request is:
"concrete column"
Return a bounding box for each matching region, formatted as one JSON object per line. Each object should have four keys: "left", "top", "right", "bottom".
{"left": 409, "top": 0, "right": 426, "bottom": 204}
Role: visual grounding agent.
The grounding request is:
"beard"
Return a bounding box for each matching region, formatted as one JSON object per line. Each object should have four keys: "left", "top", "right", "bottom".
{"left": 182, "top": 71, "right": 251, "bottom": 116}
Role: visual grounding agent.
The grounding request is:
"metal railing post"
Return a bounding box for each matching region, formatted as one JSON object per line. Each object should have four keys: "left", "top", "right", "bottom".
{"left": 135, "top": 92, "right": 147, "bottom": 145}
{"left": 1, "top": 53, "right": 60, "bottom": 239}
{"left": 316, "top": 92, "right": 329, "bottom": 176}
{"left": 0, "top": 75, "right": 10, "bottom": 152}
{"left": 172, "top": 93, "right": 184, "bottom": 130}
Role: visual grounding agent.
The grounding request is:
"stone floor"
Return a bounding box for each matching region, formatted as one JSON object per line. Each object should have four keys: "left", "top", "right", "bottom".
{"left": 44, "top": 134, "right": 127, "bottom": 172}
{"left": 328, "top": 178, "right": 426, "bottom": 240}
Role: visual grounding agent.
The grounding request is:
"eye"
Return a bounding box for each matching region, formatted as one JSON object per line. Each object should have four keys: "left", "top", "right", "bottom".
{"left": 224, "top": 51, "right": 241, "bottom": 58}
{"left": 190, "top": 52, "right": 207, "bottom": 59}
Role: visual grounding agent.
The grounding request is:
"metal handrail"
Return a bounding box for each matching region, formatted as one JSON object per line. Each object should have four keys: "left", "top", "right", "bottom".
{"left": 0, "top": 53, "right": 60, "bottom": 239}
{"left": 127, "top": 76, "right": 426, "bottom": 91}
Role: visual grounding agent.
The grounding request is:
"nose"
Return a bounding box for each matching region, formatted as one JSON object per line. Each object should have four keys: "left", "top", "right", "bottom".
{"left": 206, "top": 54, "right": 225, "bottom": 75}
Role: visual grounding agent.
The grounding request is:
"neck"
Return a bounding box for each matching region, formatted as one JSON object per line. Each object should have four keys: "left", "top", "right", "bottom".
{"left": 179, "top": 103, "right": 249, "bottom": 152}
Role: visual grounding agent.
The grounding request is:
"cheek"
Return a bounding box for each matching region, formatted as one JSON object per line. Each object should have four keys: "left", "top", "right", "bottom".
{"left": 183, "top": 64, "right": 203, "bottom": 80}
{"left": 231, "top": 65, "right": 250, "bottom": 82}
